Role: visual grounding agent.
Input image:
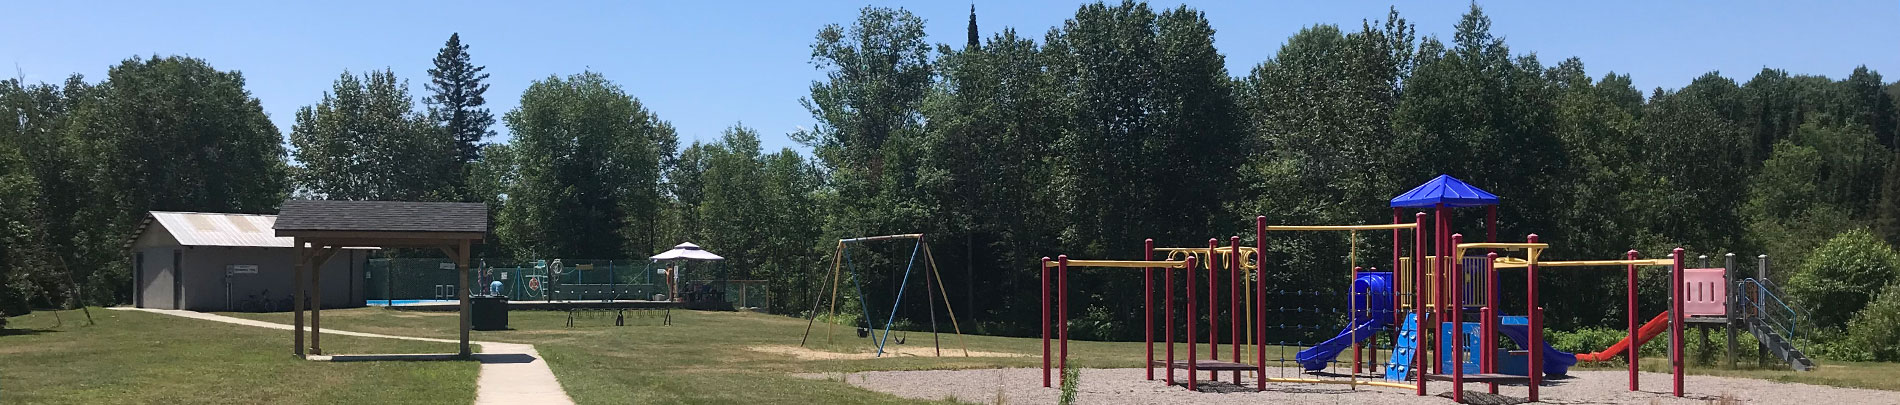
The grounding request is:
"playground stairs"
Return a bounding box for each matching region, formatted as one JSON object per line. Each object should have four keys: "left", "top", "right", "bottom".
{"left": 1737, "top": 278, "right": 1815, "bottom": 371}
{"left": 1745, "top": 317, "right": 1814, "bottom": 371}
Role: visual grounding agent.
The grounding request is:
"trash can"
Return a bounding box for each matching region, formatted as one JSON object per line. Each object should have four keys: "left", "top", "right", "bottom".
{"left": 472, "top": 295, "right": 510, "bottom": 330}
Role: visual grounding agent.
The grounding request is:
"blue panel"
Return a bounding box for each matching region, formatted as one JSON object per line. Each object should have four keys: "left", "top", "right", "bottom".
{"left": 1384, "top": 313, "right": 1420, "bottom": 381}
{"left": 1439, "top": 322, "right": 1485, "bottom": 373}
{"left": 1389, "top": 174, "right": 1501, "bottom": 208}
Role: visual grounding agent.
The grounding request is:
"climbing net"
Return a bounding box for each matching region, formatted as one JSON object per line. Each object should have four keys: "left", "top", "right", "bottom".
{"left": 1252, "top": 222, "right": 1421, "bottom": 389}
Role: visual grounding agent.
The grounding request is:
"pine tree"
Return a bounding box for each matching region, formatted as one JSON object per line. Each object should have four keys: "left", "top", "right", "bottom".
{"left": 967, "top": 5, "right": 979, "bottom": 50}
{"left": 426, "top": 33, "right": 496, "bottom": 172}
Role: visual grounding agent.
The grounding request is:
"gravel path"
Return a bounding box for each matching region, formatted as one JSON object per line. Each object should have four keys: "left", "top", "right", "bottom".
{"left": 827, "top": 367, "right": 1900, "bottom": 404}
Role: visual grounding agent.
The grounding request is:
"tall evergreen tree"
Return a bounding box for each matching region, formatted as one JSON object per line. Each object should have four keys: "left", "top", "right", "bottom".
{"left": 967, "top": 5, "right": 979, "bottom": 49}
{"left": 426, "top": 32, "right": 497, "bottom": 195}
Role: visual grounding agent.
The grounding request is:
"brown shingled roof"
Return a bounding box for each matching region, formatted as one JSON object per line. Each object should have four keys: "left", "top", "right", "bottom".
{"left": 274, "top": 200, "right": 488, "bottom": 234}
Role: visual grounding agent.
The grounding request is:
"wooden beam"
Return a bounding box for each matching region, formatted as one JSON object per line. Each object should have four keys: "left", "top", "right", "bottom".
{"left": 277, "top": 230, "right": 486, "bottom": 241}
{"left": 456, "top": 239, "right": 472, "bottom": 357}
{"left": 292, "top": 239, "right": 306, "bottom": 358}
{"left": 309, "top": 246, "right": 339, "bottom": 355}
{"left": 295, "top": 238, "right": 483, "bottom": 248}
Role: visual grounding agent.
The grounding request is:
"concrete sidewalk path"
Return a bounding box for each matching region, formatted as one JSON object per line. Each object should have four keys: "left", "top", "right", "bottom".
{"left": 110, "top": 307, "right": 575, "bottom": 405}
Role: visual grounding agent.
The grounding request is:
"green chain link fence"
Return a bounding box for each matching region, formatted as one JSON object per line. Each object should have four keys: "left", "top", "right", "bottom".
{"left": 364, "top": 258, "right": 767, "bottom": 311}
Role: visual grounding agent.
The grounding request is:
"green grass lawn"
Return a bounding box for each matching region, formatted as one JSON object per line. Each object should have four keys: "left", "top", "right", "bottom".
{"left": 13, "top": 306, "right": 1898, "bottom": 405}
{"left": 0, "top": 308, "right": 477, "bottom": 405}
{"left": 223, "top": 306, "right": 1900, "bottom": 404}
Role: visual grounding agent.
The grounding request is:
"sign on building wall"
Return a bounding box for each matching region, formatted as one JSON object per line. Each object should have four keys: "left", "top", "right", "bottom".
{"left": 226, "top": 264, "right": 258, "bottom": 275}
{"left": 439, "top": 262, "right": 455, "bottom": 270}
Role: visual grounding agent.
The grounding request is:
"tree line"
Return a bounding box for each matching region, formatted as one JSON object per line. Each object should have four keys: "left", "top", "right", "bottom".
{"left": 6, "top": 3, "right": 1900, "bottom": 349}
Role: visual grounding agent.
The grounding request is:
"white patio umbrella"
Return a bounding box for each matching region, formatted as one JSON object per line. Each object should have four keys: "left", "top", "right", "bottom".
{"left": 649, "top": 242, "right": 724, "bottom": 302}
{"left": 649, "top": 242, "right": 725, "bottom": 261}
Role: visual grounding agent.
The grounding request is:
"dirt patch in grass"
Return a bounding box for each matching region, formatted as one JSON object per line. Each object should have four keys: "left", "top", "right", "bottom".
{"left": 749, "top": 344, "right": 1027, "bottom": 360}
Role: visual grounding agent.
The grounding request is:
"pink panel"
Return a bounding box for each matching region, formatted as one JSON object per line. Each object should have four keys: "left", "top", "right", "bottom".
{"left": 1682, "top": 268, "right": 1727, "bottom": 316}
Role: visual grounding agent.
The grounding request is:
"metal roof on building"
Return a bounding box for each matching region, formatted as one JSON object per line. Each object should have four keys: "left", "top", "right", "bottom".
{"left": 142, "top": 211, "right": 298, "bottom": 247}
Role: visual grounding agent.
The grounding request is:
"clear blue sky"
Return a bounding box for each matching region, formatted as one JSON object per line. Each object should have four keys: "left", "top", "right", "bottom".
{"left": 5, "top": 1, "right": 1896, "bottom": 153}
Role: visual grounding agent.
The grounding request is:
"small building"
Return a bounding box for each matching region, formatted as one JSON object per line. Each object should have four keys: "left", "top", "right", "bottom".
{"left": 128, "top": 211, "right": 370, "bottom": 311}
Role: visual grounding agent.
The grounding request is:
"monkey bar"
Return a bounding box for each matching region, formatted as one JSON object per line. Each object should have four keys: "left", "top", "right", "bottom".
{"left": 1040, "top": 250, "right": 1195, "bottom": 388}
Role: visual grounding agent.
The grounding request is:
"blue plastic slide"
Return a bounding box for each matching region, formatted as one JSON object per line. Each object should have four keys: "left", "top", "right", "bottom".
{"left": 1295, "top": 272, "right": 1395, "bottom": 371}
{"left": 1494, "top": 321, "right": 1578, "bottom": 376}
{"left": 1297, "top": 316, "right": 1386, "bottom": 370}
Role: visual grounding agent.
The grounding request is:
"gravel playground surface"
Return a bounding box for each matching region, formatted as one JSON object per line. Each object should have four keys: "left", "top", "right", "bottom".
{"left": 824, "top": 367, "right": 1900, "bottom": 404}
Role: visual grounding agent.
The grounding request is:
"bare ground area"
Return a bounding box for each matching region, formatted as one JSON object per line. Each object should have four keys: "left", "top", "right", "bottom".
{"left": 820, "top": 367, "right": 1900, "bottom": 404}
{"left": 749, "top": 345, "right": 1029, "bottom": 360}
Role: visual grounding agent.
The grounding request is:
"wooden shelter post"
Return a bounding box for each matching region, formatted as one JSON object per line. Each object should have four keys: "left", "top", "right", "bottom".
{"left": 308, "top": 246, "right": 338, "bottom": 355}
{"left": 292, "top": 240, "right": 306, "bottom": 357}
{"left": 457, "top": 239, "right": 472, "bottom": 356}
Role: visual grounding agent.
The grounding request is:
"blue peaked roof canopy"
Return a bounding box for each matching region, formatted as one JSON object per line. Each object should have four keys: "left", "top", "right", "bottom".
{"left": 1389, "top": 175, "right": 1500, "bottom": 208}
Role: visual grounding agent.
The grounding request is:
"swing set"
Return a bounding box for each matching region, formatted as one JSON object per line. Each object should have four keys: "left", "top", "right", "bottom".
{"left": 799, "top": 233, "right": 969, "bottom": 357}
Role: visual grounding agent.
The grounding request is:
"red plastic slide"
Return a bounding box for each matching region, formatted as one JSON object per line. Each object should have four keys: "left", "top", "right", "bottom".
{"left": 1575, "top": 312, "right": 1671, "bottom": 362}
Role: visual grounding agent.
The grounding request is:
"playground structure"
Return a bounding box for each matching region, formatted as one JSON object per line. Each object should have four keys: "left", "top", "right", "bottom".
{"left": 799, "top": 234, "right": 968, "bottom": 357}
{"left": 1037, "top": 175, "right": 1720, "bottom": 403}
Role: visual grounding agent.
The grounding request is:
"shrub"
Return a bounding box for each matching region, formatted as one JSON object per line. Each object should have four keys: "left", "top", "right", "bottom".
{"left": 1843, "top": 284, "right": 1900, "bottom": 361}
{"left": 1550, "top": 325, "right": 1680, "bottom": 363}
{"left": 1548, "top": 327, "right": 1626, "bottom": 356}
{"left": 1788, "top": 229, "right": 1900, "bottom": 328}
{"left": 1058, "top": 366, "right": 1081, "bottom": 404}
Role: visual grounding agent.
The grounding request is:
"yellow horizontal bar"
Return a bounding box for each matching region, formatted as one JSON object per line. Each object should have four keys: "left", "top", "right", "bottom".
{"left": 1455, "top": 242, "right": 1549, "bottom": 250}
{"left": 1491, "top": 258, "right": 1675, "bottom": 269}
{"left": 1264, "top": 223, "right": 1419, "bottom": 231}
{"left": 1153, "top": 247, "right": 1257, "bottom": 252}
{"left": 1042, "top": 259, "right": 1190, "bottom": 268}
{"left": 838, "top": 234, "right": 924, "bottom": 243}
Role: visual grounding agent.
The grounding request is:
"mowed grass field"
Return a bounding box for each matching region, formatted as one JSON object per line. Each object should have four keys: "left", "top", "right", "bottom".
{"left": 226, "top": 308, "right": 1151, "bottom": 404}
{"left": 224, "top": 307, "right": 1900, "bottom": 404}
{"left": 6, "top": 306, "right": 1897, "bottom": 404}
{"left": 0, "top": 308, "right": 476, "bottom": 405}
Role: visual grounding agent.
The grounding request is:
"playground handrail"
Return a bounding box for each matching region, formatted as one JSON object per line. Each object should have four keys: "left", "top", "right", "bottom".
{"left": 1736, "top": 278, "right": 1809, "bottom": 342}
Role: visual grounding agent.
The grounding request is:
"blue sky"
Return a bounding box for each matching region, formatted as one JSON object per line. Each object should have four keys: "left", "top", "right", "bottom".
{"left": 4, "top": 1, "right": 1896, "bottom": 154}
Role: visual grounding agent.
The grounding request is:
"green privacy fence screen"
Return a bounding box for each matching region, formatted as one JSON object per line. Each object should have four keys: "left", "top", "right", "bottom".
{"left": 364, "top": 258, "right": 768, "bottom": 310}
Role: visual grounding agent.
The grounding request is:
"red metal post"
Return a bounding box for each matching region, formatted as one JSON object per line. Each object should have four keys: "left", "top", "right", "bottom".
{"left": 1187, "top": 256, "right": 1199, "bottom": 391}
{"left": 1041, "top": 256, "right": 1050, "bottom": 387}
{"left": 1059, "top": 255, "right": 1070, "bottom": 385}
{"left": 1527, "top": 234, "right": 1542, "bottom": 402}
{"left": 1207, "top": 237, "right": 1219, "bottom": 384}
{"left": 1434, "top": 204, "right": 1448, "bottom": 374}
{"left": 1256, "top": 216, "right": 1267, "bottom": 392}
{"left": 1140, "top": 238, "right": 1155, "bottom": 382}
{"left": 1672, "top": 248, "right": 1685, "bottom": 397}
{"left": 1628, "top": 250, "right": 1640, "bottom": 392}
{"left": 1167, "top": 251, "right": 1177, "bottom": 386}
{"left": 1414, "top": 212, "right": 1428, "bottom": 396}
{"left": 1450, "top": 234, "right": 1465, "bottom": 404}
{"left": 1392, "top": 208, "right": 1403, "bottom": 357}
{"left": 1146, "top": 239, "right": 1155, "bottom": 381}
{"left": 1230, "top": 236, "right": 1242, "bottom": 383}
{"left": 1486, "top": 205, "right": 1497, "bottom": 244}
{"left": 1486, "top": 251, "right": 1499, "bottom": 394}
